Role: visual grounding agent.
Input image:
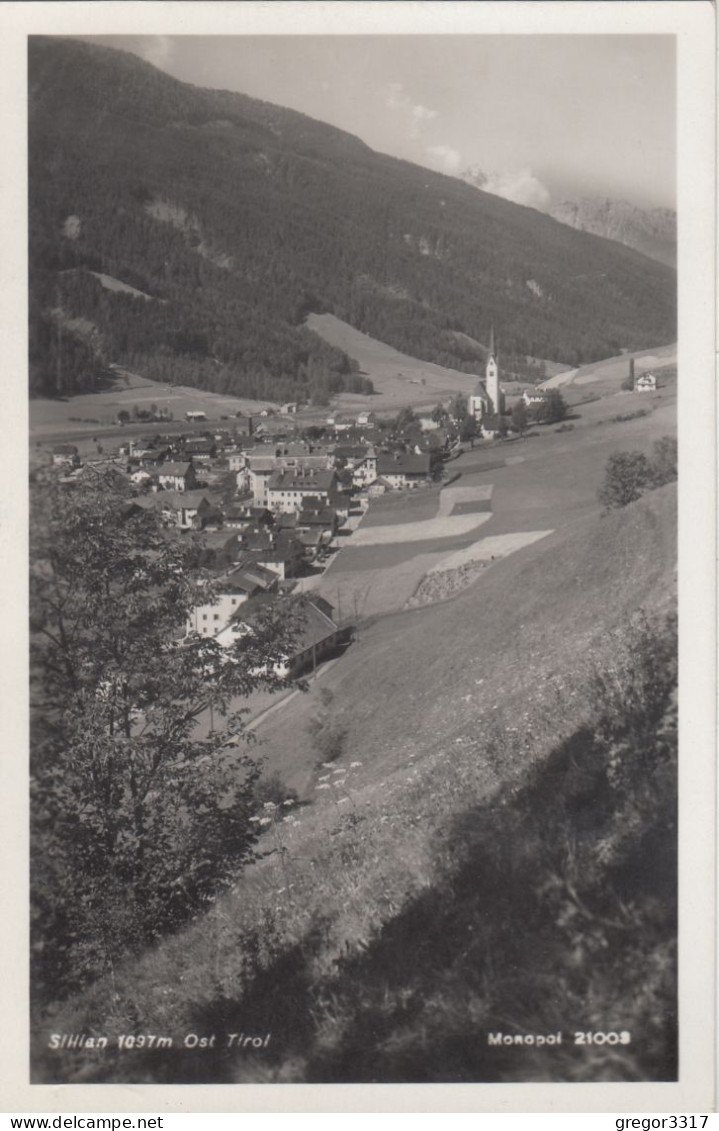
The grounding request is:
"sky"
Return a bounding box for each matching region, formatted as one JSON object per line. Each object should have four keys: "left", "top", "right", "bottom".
{"left": 87, "top": 34, "right": 676, "bottom": 212}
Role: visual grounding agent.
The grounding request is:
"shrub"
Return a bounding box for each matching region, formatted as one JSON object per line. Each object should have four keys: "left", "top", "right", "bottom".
{"left": 649, "top": 436, "right": 677, "bottom": 486}
{"left": 307, "top": 688, "right": 348, "bottom": 767}
{"left": 598, "top": 450, "right": 652, "bottom": 509}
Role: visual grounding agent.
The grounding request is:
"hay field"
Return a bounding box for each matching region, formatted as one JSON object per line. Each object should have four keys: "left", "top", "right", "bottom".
{"left": 30, "top": 365, "right": 274, "bottom": 444}
{"left": 306, "top": 313, "right": 478, "bottom": 411}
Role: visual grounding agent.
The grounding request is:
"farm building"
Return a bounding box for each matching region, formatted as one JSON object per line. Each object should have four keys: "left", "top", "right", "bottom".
{"left": 636, "top": 373, "right": 657, "bottom": 392}
{"left": 51, "top": 444, "right": 80, "bottom": 468}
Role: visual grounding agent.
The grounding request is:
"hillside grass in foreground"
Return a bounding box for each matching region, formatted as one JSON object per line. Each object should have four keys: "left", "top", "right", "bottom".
{"left": 34, "top": 597, "right": 677, "bottom": 1084}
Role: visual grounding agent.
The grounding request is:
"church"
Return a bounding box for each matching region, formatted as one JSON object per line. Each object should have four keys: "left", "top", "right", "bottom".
{"left": 468, "top": 326, "right": 505, "bottom": 421}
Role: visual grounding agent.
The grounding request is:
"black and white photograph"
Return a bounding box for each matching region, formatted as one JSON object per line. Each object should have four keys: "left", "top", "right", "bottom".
{"left": 5, "top": 0, "right": 715, "bottom": 1112}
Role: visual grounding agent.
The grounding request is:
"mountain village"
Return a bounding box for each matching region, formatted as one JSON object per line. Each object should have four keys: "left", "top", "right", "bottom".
{"left": 33, "top": 337, "right": 598, "bottom": 683}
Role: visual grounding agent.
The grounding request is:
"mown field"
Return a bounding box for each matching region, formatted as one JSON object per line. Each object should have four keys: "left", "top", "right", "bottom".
{"left": 30, "top": 365, "right": 275, "bottom": 450}
{"left": 308, "top": 373, "right": 675, "bottom": 628}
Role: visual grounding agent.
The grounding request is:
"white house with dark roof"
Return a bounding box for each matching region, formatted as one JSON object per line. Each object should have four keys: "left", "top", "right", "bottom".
{"left": 154, "top": 461, "right": 198, "bottom": 492}
{"left": 187, "top": 563, "right": 278, "bottom": 638}
{"left": 51, "top": 444, "right": 80, "bottom": 468}
{"left": 375, "top": 452, "right": 431, "bottom": 489}
{"left": 635, "top": 372, "right": 657, "bottom": 392}
{"left": 266, "top": 468, "right": 338, "bottom": 514}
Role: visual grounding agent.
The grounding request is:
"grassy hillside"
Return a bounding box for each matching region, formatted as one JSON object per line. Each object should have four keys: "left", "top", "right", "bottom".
{"left": 29, "top": 37, "right": 676, "bottom": 403}
{"left": 33, "top": 484, "right": 677, "bottom": 1084}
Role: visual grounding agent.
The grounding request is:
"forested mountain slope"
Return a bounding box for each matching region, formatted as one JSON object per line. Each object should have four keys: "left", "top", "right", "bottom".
{"left": 29, "top": 37, "right": 676, "bottom": 401}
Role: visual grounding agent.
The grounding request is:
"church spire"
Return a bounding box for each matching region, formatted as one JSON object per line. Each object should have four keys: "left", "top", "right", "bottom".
{"left": 488, "top": 322, "right": 495, "bottom": 359}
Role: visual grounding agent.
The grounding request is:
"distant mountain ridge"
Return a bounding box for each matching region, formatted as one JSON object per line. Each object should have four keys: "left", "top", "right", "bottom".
{"left": 548, "top": 197, "right": 676, "bottom": 268}
{"left": 460, "top": 168, "right": 675, "bottom": 268}
{"left": 29, "top": 37, "right": 676, "bottom": 402}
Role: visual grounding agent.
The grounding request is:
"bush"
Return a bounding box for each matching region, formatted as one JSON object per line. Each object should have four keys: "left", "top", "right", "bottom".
{"left": 598, "top": 450, "right": 652, "bottom": 509}
{"left": 650, "top": 436, "right": 677, "bottom": 487}
{"left": 598, "top": 438, "right": 677, "bottom": 509}
{"left": 254, "top": 772, "right": 299, "bottom": 809}
{"left": 307, "top": 688, "right": 348, "bottom": 767}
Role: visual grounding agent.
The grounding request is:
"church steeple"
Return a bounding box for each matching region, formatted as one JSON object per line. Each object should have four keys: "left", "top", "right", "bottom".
{"left": 485, "top": 324, "right": 503, "bottom": 416}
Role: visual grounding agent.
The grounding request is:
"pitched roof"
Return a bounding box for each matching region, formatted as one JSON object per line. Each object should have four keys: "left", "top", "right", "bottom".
{"left": 155, "top": 462, "right": 193, "bottom": 477}
{"left": 268, "top": 468, "right": 336, "bottom": 493}
{"left": 248, "top": 457, "right": 278, "bottom": 473}
{"left": 157, "top": 489, "right": 214, "bottom": 510}
{"left": 376, "top": 453, "right": 431, "bottom": 476}
{"left": 225, "top": 563, "right": 277, "bottom": 591}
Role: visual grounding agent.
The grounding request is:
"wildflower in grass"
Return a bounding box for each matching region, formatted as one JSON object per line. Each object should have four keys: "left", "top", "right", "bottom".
{"left": 317, "top": 783, "right": 331, "bottom": 791}
{"left": 332, "top": 767, "right": 345, "bottom": 775}
{"left": 249, "top": 816, "right": 261, "bottom": 824}
{"left": 350, "top": 761, "right": 362, "bottom": 768}
{"left": 318, "top": 774, "right": 330, "bottom": 782}
{"left": 263, "top": 801, "right": 277, "bottom": 811}
{"left": 282, "top": 799, "right": 295, "bottom": 807}
{"left": 338, "top": 797, "right": 349, "bottom": 805}
{"left": 259, "top": 817, "right": 272, "bottom": 827}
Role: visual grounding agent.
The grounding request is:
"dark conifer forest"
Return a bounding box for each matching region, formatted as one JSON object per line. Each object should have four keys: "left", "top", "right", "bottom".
{"left": 29, "top": 37, "right": 676, "bottom": 401}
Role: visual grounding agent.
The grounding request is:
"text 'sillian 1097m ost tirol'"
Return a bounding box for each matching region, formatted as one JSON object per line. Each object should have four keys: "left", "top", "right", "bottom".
{"left": 47, "top": 1032, "right": 272, "bottom": 1051}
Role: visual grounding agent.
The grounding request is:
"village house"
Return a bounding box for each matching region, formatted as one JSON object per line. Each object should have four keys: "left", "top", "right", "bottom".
{"left": 157, "top": 490, "right": 219, "bottom": 531}
{"left": 635, "top": 372, "right": 657, "bottom": 392}
{"left": 232, "top": 527, "right": 305, "bottom": 580}
{"left": 187, "top": 563, "right": 278, "bottom": 638}
{"left": 522, "top": 389, "right": 549, "bottom": 407}
{"left": 154, "top": 461, "right": 199, "bottom": 492}
{"left": 226, "top": 595, "right": 349, "bottom": 675}
{"left": 182, "top": 436, "right": 216, "bottom": 463}
{"left": 246, "top": 457, "right": 278, "bottom": 505}
{"left": 223, "top": 504, "right": 274, "bottom": 531}
{"left": 375, "top": 452, "right": 431, "bottom": 489}
{"left": 266, "top": 468, "right": 338, "bottom": 515}
{"left": 349, "top": 450, "right": 378, "bottom": 488}
{"left": 51, "top": 444, "right": 80, "bottom": 468}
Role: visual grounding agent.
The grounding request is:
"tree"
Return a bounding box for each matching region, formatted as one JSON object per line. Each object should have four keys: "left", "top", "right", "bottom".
{"left": 30, "top": 473, "right": 304, "bottom": 1001}
{"left": 394, "top": 406, "right": 416, "bottom": 434}
{"left": 511, "top": 400, "right": 528, "bottom": 436}
{"left": 448, "top": 393, "right": 469, "bottom": 423}
{"left": 117, "top": 409, "right": 130, "bottom": 425}
{"left": 597, "top": 451, "right": 652, "bottom": 509}
{"left": 459, "top": 414, "right": 479, "bottom": 444}
{"left": 533, "top": 389, "right": 568, "bottom": 425}
{"left": 649, "top": 435, "right": 677, "bottom": 487}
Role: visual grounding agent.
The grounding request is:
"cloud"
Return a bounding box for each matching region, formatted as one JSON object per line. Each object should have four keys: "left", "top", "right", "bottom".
{"left": 136, "top": 36, "right": 173, "bottom": 72}
{"left": 426, "top": 144, "right": 463, "bottom": 174}
{"left": 479, "top": 168, "right": 551, "bottom": 211}
{"left": 385, "top": 82, "right": 438, "bottom": 139}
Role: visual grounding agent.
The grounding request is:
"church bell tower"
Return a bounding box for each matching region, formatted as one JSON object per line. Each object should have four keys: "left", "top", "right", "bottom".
{"left": 486, "top": 324, "right": 503, "bottom": 415}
